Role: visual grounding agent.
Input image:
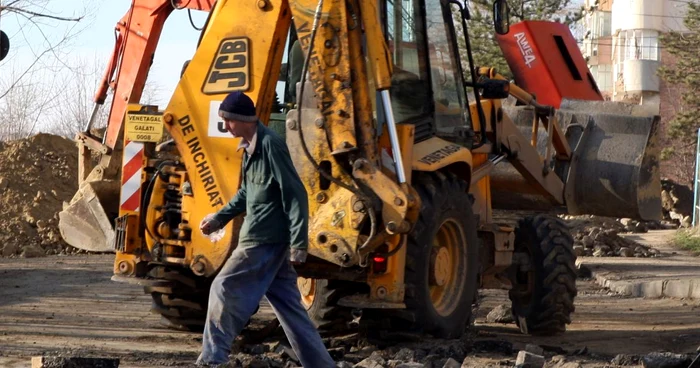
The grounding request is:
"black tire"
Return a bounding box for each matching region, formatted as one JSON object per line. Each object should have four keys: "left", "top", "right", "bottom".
{"left": 299, "top": 278, "right": 366, "bottom": 332}
{"left": 508, "top": 214, "right": 577, "bottom": 335}
{"left": 400, "top": 171, "right": 479, "bottom": 338}
{"left": 145, "top": 266, "right": 211, "bottom": 332}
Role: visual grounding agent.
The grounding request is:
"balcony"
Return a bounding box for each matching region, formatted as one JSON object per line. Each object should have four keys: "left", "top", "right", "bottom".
{"left": 623, "top": 59, "right": 659, "bottom": 92}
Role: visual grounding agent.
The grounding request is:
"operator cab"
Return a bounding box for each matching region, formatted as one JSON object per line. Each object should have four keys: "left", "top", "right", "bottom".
{"left": 379, "top": 0, "right": 470, "bottom": 144}
{"left": 278, "top": 0, "right": 510, "bottom": 147}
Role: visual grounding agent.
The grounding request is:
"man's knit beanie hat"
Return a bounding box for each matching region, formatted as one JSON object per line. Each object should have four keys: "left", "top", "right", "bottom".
{"left": 219, "top": 91, "right": 258, "bottom": 122}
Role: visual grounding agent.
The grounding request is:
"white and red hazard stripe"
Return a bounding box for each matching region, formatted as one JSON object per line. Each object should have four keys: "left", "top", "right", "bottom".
{"left": 120, "top": 140, "right": 144, "bottom": 212}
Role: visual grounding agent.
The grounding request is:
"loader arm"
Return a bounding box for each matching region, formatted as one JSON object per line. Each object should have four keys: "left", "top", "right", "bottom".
{"left": 60, "top": 0, "right": 215, "bottom": 252}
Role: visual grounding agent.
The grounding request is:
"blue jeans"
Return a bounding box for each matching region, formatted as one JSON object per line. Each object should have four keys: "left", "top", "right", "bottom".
{"left": 196, "top": 243, "right": 335, "bottom": 367}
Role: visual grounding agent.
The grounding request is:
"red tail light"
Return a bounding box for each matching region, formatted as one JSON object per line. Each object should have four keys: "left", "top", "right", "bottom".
{"left": 372, "top": 255, "right": 387, "bottom": 274}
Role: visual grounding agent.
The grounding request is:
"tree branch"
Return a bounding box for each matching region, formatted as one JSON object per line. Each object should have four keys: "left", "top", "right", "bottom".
{"left": 0, "top": 6, "right": 83, "bottom": 22}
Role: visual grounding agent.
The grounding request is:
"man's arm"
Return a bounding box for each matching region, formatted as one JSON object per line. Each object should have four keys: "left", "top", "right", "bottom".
{"left": 212, "top": 178, "right": 247, "bottom": 226}
{"left": 267, "top": 139, "right": 309, "bottom": 254}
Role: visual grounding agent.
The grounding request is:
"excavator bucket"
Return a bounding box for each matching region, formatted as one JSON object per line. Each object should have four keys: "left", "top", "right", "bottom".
{"left": 496, "top": 98, "right": 662, "bottom": 221}
{"left": 59, "top": 180, "right": 120, "bottom": 252}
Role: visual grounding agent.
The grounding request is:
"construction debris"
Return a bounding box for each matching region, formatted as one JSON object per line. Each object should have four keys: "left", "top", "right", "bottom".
{"left": 561, "top": 215, "right": 663, "bottom": 257}
{"left": 0, "top": 134, "right": 81, "bottom": 258}
{"left": 515, "top": 350, "right": 545, "bottom": 368}
{"left": 640, "top": 352, "right": 692, "bottom": 368}
{"left": 486, "top": 304, "right": 514, "bottom": 324}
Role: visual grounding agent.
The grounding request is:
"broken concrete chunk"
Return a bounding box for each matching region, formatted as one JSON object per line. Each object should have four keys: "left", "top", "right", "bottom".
{"left": 486, "top": 304, "right": 514, "bottom": 324}
{"left": 611, "top": 354, "right": 639, "bottom": 366}
{"left": 393, "top": 348, "right": 416, "bottom": 362}
{"left": 641, "top": 352, "right": 691, "bottom": 368}
{"left": 619, "top": 246, "right": 634, "bottom": 257}
{"left": 515, "top": 350, "right": 545, "bottom": 368}
{"left": 395, "top": 363, "right": 425, "bottom": 368}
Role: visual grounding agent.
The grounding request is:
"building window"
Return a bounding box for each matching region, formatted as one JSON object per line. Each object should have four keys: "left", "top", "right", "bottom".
{"left": 639, "top": 30, "right": 659, "bottom": 60}
{"left": 620, "top": 29, "right": 659, "bottom": 61}
{"left": 590, "top": 64, "right": 613, "bottom": 92}
{"left": 589, "top": 11, "right": 612, "bottom": 39}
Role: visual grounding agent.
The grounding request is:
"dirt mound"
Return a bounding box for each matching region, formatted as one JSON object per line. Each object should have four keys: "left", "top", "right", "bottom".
{"left": 0, "top": 133, "right": 81, "bottom": 257}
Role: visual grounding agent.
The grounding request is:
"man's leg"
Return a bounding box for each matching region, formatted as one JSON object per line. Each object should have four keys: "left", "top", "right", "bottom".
{"left": 197, "top": 245, "right": 285, "bottom": 365}
{"left": 265, "top": 255, "right": 336, "bottom": 368}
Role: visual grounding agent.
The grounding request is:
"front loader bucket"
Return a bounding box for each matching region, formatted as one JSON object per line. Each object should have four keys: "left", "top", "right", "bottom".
{"left": 560, "top": 99, "right": 662, "bottom": 221}
{"left": 496, "top": 99, "right": 662, "bottom": 221}
{"left": 58, "top": 180, "right": 120, "bottom": 252}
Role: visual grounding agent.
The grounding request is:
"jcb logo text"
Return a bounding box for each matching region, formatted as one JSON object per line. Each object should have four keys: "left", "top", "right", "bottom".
{"left": 202, "top": 37, "right": 249, "bottom": 94}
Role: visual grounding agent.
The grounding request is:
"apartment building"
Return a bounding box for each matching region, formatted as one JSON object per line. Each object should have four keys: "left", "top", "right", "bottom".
{"left": 581, "top": 0, "right": 693, "bottom": 113}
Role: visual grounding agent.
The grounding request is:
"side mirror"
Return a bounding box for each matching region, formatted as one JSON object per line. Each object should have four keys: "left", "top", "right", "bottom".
{"left": 0, "top": 30, "right": 9, "bottom": 61}
{"left": 493, "top": 0, "right": 510, "bottom": 35}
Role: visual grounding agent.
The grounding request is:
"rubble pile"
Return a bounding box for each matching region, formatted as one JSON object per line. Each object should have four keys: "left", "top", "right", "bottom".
{"left": 0, "top": 133, "right": 80, "bottom": 258}
{"left": 223, "top": 333, "right": 696, "bottom": 368}
{"left": 661, "top": 179, "right": 694, "bottom": 228}
{"left": 561, "top": 215, "right": 662, "bottom": 258}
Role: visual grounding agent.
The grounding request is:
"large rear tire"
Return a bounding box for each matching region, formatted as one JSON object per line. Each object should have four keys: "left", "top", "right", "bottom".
{"left": 400, "top": 171, "right": 479, "bottom": 339}
{"left": 509, "top": 214, "right": 577, "bottom": 335}
{"left": 145, "top": 267, "right": 211, "bottom": 332}
{"left": 298, "top": 277, "right": 366, "bottom": 332}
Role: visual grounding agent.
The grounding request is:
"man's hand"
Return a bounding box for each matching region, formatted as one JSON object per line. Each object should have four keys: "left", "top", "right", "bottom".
{"left": 290, "top": 248, "right": 307, "bottom": 266}
{"left": 200, "top": 215, "right": 222, "bottom": 235}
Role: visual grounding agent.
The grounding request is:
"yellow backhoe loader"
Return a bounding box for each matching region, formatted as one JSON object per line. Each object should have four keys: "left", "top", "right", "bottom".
{"left": 58, "top": 0, "right": 660, "bottom": 338}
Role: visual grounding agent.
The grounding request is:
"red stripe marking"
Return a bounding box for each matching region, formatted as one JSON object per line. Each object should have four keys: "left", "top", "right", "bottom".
{"left": 121, "top": 188, "right": 141, "bottom": 211}
{"left": 122, "top": 150, "right": 144, "bottom": 185}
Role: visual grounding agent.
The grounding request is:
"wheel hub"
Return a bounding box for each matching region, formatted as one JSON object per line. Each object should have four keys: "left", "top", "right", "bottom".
{"left": 428, "top": 219, "right": 467, "bottom": 318}
{"left": 430, "top": 246, "right": 451, "bottom": 286}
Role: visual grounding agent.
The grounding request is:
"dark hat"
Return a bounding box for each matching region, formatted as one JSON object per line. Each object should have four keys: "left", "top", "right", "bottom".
{"left": 219, "top": 91, "right": 258, "bottom": 122}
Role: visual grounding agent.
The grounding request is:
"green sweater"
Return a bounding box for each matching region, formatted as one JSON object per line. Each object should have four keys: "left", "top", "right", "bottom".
{"left": 213, "top": 122, "right": 309, "bottom": 250}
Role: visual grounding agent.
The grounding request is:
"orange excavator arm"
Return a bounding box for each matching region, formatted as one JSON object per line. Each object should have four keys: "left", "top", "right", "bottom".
{"left": 90, "top": 0, "right": 215, "bottom": 150}
{"left": 62, "top": 0, "right": 215, "bottom": 252}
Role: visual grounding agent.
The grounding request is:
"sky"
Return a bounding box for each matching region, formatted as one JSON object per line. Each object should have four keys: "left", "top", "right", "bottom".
{"left": 0, "top": 0, "right": 589, "bottom": 113}
{"left": 0, "top": 0, "right": 288, "bottom": 109}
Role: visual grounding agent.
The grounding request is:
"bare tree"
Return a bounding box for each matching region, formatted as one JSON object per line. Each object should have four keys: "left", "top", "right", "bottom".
{"left": 49, "top": 55, "right": 163, "bottom": 139}
{"left": 50, "top": 55, "right": 111, "bottom": 138}
{"left": 0, "top": 1, "right": 97, "bottom": 141}
{"left": 0, "top": 63, "right": 61, "bottom": 140}
{"left": 0, "top": 0, "right": 91, "bottom": 99}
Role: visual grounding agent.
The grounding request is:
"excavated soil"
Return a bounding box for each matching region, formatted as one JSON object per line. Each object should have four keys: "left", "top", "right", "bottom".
{"left": 0, "top": 133, "right": 81, "bottom": 258}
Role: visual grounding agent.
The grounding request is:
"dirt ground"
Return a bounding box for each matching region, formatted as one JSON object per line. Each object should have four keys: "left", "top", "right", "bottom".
{"left": 0, "top": 254, "right": 699, "bottom": 367}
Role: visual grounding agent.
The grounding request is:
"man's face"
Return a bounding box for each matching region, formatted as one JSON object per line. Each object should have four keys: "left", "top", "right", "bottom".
{"left": 220, "top": 113, "right": 248, "bottom": 138}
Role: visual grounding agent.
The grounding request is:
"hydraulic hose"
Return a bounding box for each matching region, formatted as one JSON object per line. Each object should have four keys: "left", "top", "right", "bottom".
{"left": 295, "top": 0, "right": 377, "bottom": 263}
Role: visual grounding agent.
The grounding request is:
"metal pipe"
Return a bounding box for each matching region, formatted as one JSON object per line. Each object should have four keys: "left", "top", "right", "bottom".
{"left": 84, "top": 103, "right": 103, "bottom": 133}
{"left": 694, "top": 127, "right": 700, "bottom": 227}
{"left": 380, "top": 90, "right": 406, "bottom": 184}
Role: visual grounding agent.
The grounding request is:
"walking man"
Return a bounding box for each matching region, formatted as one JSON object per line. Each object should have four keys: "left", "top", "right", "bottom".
{"left": 196, "top": 91, "right": 335, "bottom": 367}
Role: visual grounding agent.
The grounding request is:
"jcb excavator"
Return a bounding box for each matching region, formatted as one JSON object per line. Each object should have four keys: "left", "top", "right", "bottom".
{"left": 59, "top": 0, "right": 661, "bottom": 338}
